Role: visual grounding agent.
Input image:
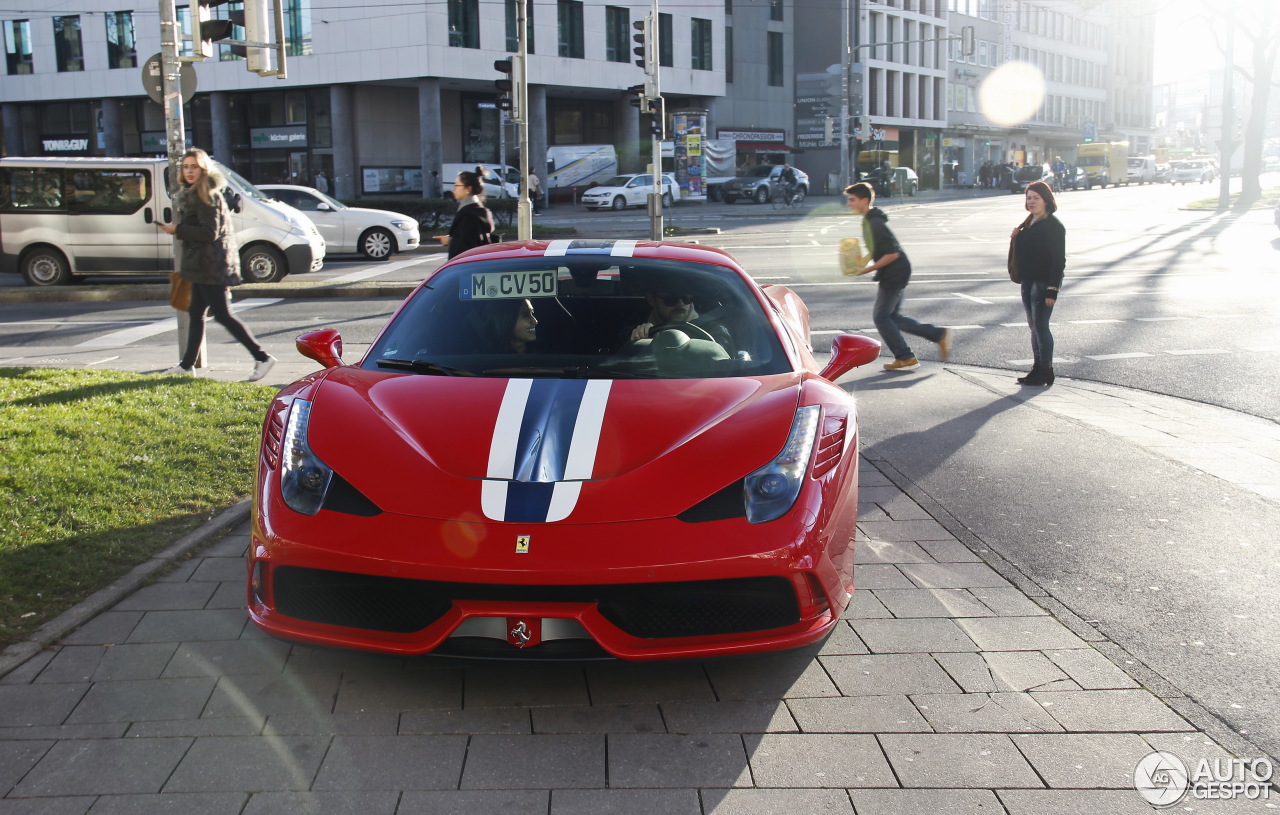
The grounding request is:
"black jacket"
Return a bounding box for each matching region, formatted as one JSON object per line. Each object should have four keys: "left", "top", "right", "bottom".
{"left": 1013, "top": 214, "right": 1065, "bottom": 291}
{"left": 447, "top": 201, "right": 495, "bottom": 259}
{"left": 174, "top": 187, "right": 240, "bottom": 286}
{"left": 863, "top": 207, "right": 911, "bottom": 288}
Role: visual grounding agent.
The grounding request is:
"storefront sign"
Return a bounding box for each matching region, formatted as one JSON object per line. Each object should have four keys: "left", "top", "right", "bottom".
{"left": 41, "top": 135, "right": 91, "bottom": 155}
{"left": 250, "top": 126, "right": 308, "bottom": 149}
{"left": 716, "top": 129, "right": 785, "bottom": 143}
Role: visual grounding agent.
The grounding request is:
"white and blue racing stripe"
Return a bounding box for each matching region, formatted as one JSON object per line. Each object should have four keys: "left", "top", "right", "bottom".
{"left": 481, "top": 378, "right": 612, "bottom": 523}
{"left": 543, "top": 239, "right": 638, "bottom": 257}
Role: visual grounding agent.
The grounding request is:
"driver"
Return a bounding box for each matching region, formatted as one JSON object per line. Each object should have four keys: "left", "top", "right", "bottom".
{"left": 627, "top": 288, "right": 733, "bottom": 350}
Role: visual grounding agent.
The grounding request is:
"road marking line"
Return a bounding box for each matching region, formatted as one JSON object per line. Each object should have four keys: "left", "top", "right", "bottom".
{"left": 952, "top": 292, "right": 993, "bottom": 304}
{"left": 325, "top": 256, "right": 439, "bottom": 284}
{"left": 1069, "top": 319, "right": 1124, "bottom": 324}
{"left": 6, "top": 320, "right": 155, "bottom": 327}
{"left": 1135, "top": 316, "right": 1189, "bottom": 321}
{"left": 1086, "top": 352, "right": 1153, "bottom": 360}
{"left": 943, "top": 325, "right": 984, "bottom": 330}
{"left": 86, "top": 356, "right": 122, "bottom": 365}
{"left": 75, "top": 298, "right": 282, "bottom": 348}
{"left": 1165, "top": 349, "right": 1230, "bottom": 356}
{"left": 1000, "top": 322, "right": 1026, "bottom": 328}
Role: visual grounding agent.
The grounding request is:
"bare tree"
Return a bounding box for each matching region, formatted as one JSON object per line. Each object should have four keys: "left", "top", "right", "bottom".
{"left": 1210, "top": 0, "right": 1280, "bottom": 205}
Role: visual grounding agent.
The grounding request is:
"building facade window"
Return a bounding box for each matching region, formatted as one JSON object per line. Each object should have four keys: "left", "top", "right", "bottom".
{"left": 767, "top": 30, "right": 783, "bottom": 86}
{"left": 105, "top": 12, "right": 137, "bottom": 69}
{"left": 769, "top": 0, "right": 783, "bottom": 22}
{"left": 658, "top": 13, "right": 673, "bottom": 67}
{"left": 558, "top": 0, "right": 584, "bottom": 58}
{"left": 505, "top": 0, "right": 535, "bottom": 53}
{"left": 605, "top": 6, "right": 629, "bottom": 62}
{"left": 691, "top": 18, "right": 712, "bottom": 70}
{"left": 54, "top": 16, "right": 84, "bottom": 72}
{"left": 448, "top": 0, "right": 480, "bottom": 48}
{"left": 285, "top": 0, "right": 313, "bottom": 56}
{"left": 725, "top": 25, "right": 733, "bottom": 83}
{"left": 4, "top": 20, "right": 33, "bottom": 75}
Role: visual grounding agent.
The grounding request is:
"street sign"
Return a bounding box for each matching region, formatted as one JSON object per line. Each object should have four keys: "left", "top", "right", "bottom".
{"left": 1083, "top": 121, "right": 1096, "bottom": 143}
{"left": 142, "top": 53, "right": 197, "bottom": 106}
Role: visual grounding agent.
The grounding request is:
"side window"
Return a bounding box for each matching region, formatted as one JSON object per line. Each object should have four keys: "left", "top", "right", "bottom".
{"left": 70, "top": 169, "right": 150, "bottom": 215}
{"left": 280, "top": 191, "right": 317, "bottom": 210}
{"left": 0, "top": 168, "right": 67, "bottom": 212}
{"left": 634, "top": 174, "right": 651, "bottom": 186}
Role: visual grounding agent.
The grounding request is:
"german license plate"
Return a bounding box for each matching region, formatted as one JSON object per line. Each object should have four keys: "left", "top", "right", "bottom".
{"left": 462, "top": 269, "right": 558, "bottom": 300}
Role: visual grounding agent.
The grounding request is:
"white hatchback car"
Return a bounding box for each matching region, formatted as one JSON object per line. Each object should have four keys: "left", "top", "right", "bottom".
{"left": 581, "top": 173, "right": 677, "bottom": 210}
{"left": 258, "top": 185, "right": 420, "bottom": 261}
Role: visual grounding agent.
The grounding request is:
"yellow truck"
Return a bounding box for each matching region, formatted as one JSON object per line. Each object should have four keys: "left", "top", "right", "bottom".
{"left": 1076, "top": 142, "right": 1129, "bottom": 189}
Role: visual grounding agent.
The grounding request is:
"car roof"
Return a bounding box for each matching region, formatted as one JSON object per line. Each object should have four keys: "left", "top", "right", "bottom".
{"left": 258, "top": 184, "right": 315, "bottom": 191}
{"left": 436, "top": 238, "right": 742, "bottom": 270}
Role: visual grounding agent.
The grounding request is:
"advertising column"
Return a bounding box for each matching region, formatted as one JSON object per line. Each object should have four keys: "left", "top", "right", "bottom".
{"left": 671, "top": 109, "right": 707, "bottom": 202}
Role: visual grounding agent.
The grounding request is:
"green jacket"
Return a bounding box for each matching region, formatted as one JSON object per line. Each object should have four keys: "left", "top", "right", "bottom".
{"left": 174, "top": 186, "right": 241, "bottom": 286}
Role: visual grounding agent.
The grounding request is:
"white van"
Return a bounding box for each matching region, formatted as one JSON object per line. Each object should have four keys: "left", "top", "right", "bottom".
{"left": 439, "top": 163, "right": 520, "bottom": 199}
{"left": 1126, "top": 156, "right": 1156, "bottom": 185}
{"left": 0, "top": 156, "right": 326, "bottom": 286}
{"left": 546, "top": 145, "right": 619, "bottom": 190}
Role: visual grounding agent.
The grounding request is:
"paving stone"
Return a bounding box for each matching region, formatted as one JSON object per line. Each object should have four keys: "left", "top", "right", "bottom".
{"left": 974, "top": 651, "right": 1072, "bottom": 692}
{"left": 954, "top": 617, "right": 1088, "bottom": 651}
{"left": 164, "top": 735, "right": 330, "bottom": 792}
{"left": 661, "top": 700, "right": 798, "bottom": 734}
{"left": 912, "top": 692, "right": 1063, "bottom": 733}
{"left": 744, "top": 733, "right": 897, "bottom": 788}
{"left": 459, "top": 734, "right": 605, "bottom": 789}
{"left": 549, "top": 789, "right": 700, "bottom": 815}
{"left": 311, "top": 734, "right": 469, "bottom": 790}
{"left": 332, "top": 667, "right": 463, "bottom": 713}
{"left": 0, "top": 740, "right": 54, "bottom": 793}
{"left": 844, "top": 592, "right": 893, "bottom": 620}
{"left": 1031, "top": 690, "right": 1195, "bottom": 732}
{"left": 1046, "top": 648, "right": 1141, "bottom": 690}
{"left": 264, "top": 712, "right": 401, "bottom": 735}
{"left": 1012, "top": 733, "right": 1155, "bottom": 788}
{"left": 607, "top": 733, "right": 752, "bottom": 788}
{"left": 877, "top": 496, "right": 936, "bottom": 522}
{"left": 851, "top": 618, "right": 980, "bottom": 653}
{"left": 112, "top": 582, "right": 218, "bottom": 612}
{"left": 83, "top": 792, "right": 249, "bottom": 815}
{"left": 161, "top": 640, "right": 291, "bottom": 677}
{"left": 398, "top": 790, "right": 549, "bottom": 815}
{"left": 873, "top": 588, "right": 996, "bottom": 619}
{"left": 898, "top": 562, "right": 1011, "bottom": 589}
{"left": 401, "top": 707, "right": 531, "bottom": 734}
{"left": 57, "top": 611, "right": 142, "bottom": 645}
{"left": 156, "top": 559, "right": 200, "bottom": 582}
{"left": 190, "top": 557, "right": 248, "bottom": 583}
{"left": 91, "top": 643, "right": 179, "bottom": 681}
{"left": 847, "top": 788, "right": 1005, "bottom": 815}
{"left": 0, "top": 723, "right": 124, "bottom": 740}
{"left": 857, "top": 463, "right": 893, "bottom": 487}
{"left": 822, "top": 654, "right": 961, "bottom": 696}
{"left": 0, "top": 649, "right": 56, "bottom": 686}
{"left": 462, "top": 663, "right": 589, "bottom": 707}
{"left": 969, "top": 587, "right": 1049, "bottom": 617}
{"left": 817, "top": 621, "right": 871, "bottom": 654}
{"left": 65, "top": 677, "right": 216, "bottom": 725}
{"left": 857, "top": 485, "right": 907, "bottom": 503}
{"left": 858, "top": 519, "right": 953, "bottom": 542}
{"left": 851, "top": 564, "right": 915, "bottom": 590}
{"left": 879, "top": 733, "right": 1044, "bottom": 788}
{"left": 934, "top": 653, "right": 999, "bottom": 693}
{"left": 787, "top": 695, "right": 931, "bottom": 733}
{"left": 127, "top": 717, "right": 264, "bottom": 738}
{"left": 855, "top": 504, "right": 892, "bottom": 524}
{"left": 856, "top": 540, "right": 932, "bottom": 564}
{"left": 916, "top": 539, "right": 984, "bottom": 563}
{"left": 1140, "top": 731, "right": 1237, "bottom": 766}
{"left": 12, "top": 738, "right": 192, "bottom": 796}
{"left": 703, "top": 651, "right": 840, "bottom": 700}
{"left": 584, "top": 662, "right": 715, "bottom": 705}
{"left": 699, "top": 788, "right": 854, "bottom": 814}
{"left": 996, "top": 789, "right": 1172, "bottom": 814}
{"left": 0, "top": 797, "right": 91, "bottom": 814}
{"left": 207, "top": 581, "right": 248, "bottom": 610}
{"left": 201, "top": 535, "right": 251, "bottom": 559}
{"left": 531, "top": 704, "right": 662, "bottom": 734}
{"left": 34, "top": 647, "right": 108, "bottom": 684}
{"left": 202, "top": 671, "right": 342, "bottom": 718}
{"left": 125, "top": 610, "right": 248, "bottom": 643}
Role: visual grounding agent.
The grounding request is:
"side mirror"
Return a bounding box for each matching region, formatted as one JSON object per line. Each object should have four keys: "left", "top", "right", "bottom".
{"left": 316, "top": 202, "right": 332, "bottom": 211}
{"left": 296, "top": 328, "right": 344, "bottom": 368}
{"left": 819, "top": 333, "right": 881, "bottom": 381}
{"left": 228, "top": 192, "right": 243, "bottom": 214}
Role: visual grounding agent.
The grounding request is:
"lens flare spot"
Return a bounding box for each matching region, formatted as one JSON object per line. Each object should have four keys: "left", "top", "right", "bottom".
{"left": 979, "top": 62, "right": 1046, "bottom": 127}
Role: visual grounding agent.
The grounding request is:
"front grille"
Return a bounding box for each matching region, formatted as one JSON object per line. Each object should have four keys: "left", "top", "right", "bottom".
{"left": 272, "top": 567, "right": 799, "bottom": 639}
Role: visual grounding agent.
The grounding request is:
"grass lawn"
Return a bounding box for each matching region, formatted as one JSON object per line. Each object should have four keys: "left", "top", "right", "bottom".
{"left": 0, "top": 367, "right": 275, "bottom": 648}
{"left": 1183, "top": 185, "right": 1280, "bottom": 211}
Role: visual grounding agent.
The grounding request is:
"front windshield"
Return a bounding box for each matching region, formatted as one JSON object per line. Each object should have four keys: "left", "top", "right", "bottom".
{"left": 598, "top": 176, "right": 634, "bottom": 187}
{"left": 743, "top": 166, "right": 774, "bottom": 178}
{"left": 215, "top": 161, "right": 271, "bottom": 202}
{"left": 362, "top": 256, "right": 790, "bottom": 380}
{"left": 308, "top": 188, "right": 347, "bottom": 209}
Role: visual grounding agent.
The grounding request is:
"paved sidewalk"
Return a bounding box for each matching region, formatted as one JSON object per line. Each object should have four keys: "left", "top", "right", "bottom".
{"left": 3, "top": 369, "right": 1278, "bottom": 813}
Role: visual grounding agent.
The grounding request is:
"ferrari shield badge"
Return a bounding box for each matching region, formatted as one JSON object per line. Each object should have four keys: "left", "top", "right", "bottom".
{"left": 515, "top": 535, "right": 530, "bottom": 554}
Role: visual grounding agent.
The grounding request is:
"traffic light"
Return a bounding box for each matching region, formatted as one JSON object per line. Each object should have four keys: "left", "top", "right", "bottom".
{"left": 192, "top": 0, "right": 235, "bottom": 59}
{"left": 494, "top": 57, "right": 522, "bottom": 119}
{"left": 627, "top": 83, "right": 646, "bottom": 109}
{"left": 643, "top": 96, "right": 664, "bottom": 138}
{"left": 632, "top": 17, "right": 649, "bottom": 72}
{"left": 192, "top": 0, "right": 273, "bottom": 73}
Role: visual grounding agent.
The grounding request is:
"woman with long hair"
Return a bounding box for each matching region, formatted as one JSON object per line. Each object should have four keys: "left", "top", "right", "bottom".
{"left": 158, "top": 147, "right": 275, "bottom": 381}
{"left": 434, "top": 171, "right": 495, "bottom": 259}
{"left": 1010, "top": 180, "right": 1065, "bottom": 386}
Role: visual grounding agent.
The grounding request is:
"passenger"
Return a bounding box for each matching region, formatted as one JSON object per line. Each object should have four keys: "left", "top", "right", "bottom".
{"left": 478, "top": 298, "right": 538, "bottom": 354}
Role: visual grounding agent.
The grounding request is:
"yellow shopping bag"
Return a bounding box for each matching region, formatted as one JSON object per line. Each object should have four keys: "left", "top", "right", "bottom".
{"left": 839, "top": 237, "right": 872, "bottom": 277}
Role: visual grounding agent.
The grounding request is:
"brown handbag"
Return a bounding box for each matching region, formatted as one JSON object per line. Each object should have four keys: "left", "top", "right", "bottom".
{"left": 1007, "top": 235, "right": 1020, "bottom": 284}
{"left": 168, "top": 272, "right": 192, "bottom": 311}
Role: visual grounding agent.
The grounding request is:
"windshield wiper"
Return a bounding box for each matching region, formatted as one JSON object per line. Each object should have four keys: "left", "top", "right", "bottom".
{"left": 376, "top": 357, "right": 473, "bottom": 376}
{"left": 482, "top": 366, "right": 644, "bottom": 379}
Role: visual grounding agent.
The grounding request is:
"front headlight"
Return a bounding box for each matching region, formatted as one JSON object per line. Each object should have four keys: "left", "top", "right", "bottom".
{"left": 744, "top": 406, "right": 820, "bottom": 523}
{"left": 280, "top": 400, "right": 333, "bottom": 516}
{"left": 390, "top": 220, "right": 412, "bottom": 230}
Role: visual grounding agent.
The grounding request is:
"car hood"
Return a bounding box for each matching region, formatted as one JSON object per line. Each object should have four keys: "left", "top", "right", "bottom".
{"left": 344, "top": 206, "right": 409, "bottom": 222}
{"left": 304, "top": 368, "right": 803, "bottom": 523}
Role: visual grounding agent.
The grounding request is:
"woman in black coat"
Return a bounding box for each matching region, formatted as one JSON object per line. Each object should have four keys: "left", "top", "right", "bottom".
{"left": 158, "top": 148, "right": 275, "bottom": 381}
{"left": 435, "top": 171, "right": 495, "bottom": 259}
{"left": 1010, "top": 180, "right": 1065, "bottom": 386}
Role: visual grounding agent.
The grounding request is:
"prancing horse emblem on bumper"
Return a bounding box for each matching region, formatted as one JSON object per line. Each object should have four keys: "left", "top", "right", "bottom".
{"left": 515, "top": 535, "right": 530, "bottom": 554}
{"left": 508, "top": 619, "right": 540, "bottom": 648}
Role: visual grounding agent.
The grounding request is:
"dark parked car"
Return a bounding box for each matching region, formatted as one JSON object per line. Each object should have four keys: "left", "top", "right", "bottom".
{"left": 719, "top": 165, "right": 810, "bottom": 205}
{"left": 1009, "top": 164, "right": 1054, "bottom": 193}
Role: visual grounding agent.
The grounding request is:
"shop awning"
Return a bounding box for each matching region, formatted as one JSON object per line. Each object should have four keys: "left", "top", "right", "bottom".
{"left": 740, "top": 142, "right": 794, "bottom": 153}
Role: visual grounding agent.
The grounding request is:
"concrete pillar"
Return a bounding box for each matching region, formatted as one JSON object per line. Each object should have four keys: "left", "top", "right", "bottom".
{"left": 210, "top": 92, "right": 232, "bottom": 164}
{"left": 330, "top": 85, "right": 357, "bottom": 200}
{"left": 618, "top": 97, "right": 641, "bottom": 174}
{"left": 418, "top": 78, "right": 442, "bottom": 198}
{"left": 528, "top": 84, "right": 548, "bottom": 208}
{"left": 100, "top": 99, "right": 124, "bottom": 156}
{"left": 2, "top": 104, "right": 26, "bottom": 155}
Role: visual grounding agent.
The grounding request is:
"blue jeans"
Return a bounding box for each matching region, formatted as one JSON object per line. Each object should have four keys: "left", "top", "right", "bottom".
{"left": 1021, "top": 280, "right": 1056, "bottom": 368}
{"left": 873, "top": 284, "right": 945, "bottom": 361}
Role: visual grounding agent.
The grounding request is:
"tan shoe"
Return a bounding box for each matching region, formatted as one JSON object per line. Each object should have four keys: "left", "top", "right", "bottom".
{"left": 883, "top": 357, "right": 920, "bottom": 371}
{"left": 938, "top": 328, "right": 953, "bottom": 362}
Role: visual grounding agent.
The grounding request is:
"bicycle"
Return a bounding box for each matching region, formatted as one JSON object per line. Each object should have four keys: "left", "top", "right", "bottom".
{"left": 770, "top": 184, "right": 800, "bottom": 210}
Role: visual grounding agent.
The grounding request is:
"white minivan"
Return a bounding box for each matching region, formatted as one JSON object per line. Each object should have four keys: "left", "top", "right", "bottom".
{"left": 0, "top": 156, "right": 326, "bottom": 286}
{"left": 439, "top": 163, "right": 520, "bottom": 199}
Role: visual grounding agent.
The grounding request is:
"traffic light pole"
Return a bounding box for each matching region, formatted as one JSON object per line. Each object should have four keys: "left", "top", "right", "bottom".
{"left": 158, "top": 0, "right": 186, "bottom": 188}
{"left": 516, "top": 0, "right": 531, "bottom": 240}
{"left": 647, "top": 0, "right": 662, "bottom": 241}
